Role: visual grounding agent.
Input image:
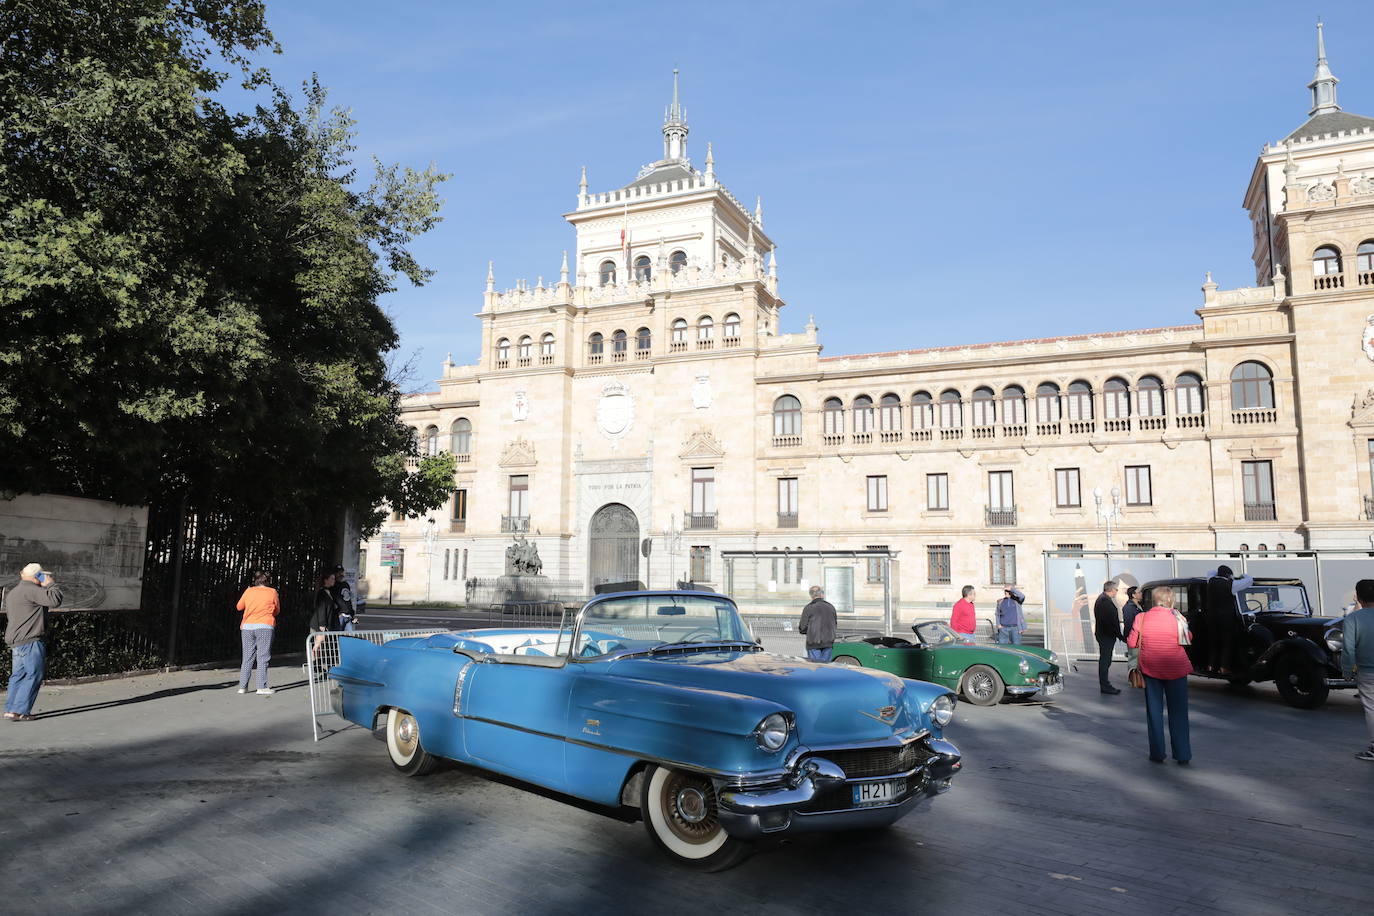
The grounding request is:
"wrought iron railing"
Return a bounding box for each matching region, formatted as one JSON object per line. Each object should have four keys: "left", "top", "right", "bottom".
{"left": 985, "top": 506, "right": 1017, "bottom": 527}
{"left": 686, "top": 512, "right": 717, "bottom": 530}
{"left": 501, "top": 515, "right": 530, "bottom": 533}
{"left": 1243, "top": 501, "right": 1276, "bottom": 521}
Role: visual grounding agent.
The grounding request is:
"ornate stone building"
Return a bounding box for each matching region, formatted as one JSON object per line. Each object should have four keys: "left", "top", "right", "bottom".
{"left": 365, "top": 32, "right": 1374, "bottom": 614}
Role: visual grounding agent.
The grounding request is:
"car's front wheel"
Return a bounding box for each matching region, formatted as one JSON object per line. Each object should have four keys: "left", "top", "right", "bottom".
{"left": 641, "top": 765, "right": 751, "bottom": 871}
{"left": 1272, "top": 656, "right": 1329, "bottom": 709}
{"left": 961, "top": 665, "right": 1005, "bottom": 706}
{"left": 386, "top": 708, "right": 439, "bottom": 776}
{"left": 831, "top": 655, "right": 862, "bottom": 667}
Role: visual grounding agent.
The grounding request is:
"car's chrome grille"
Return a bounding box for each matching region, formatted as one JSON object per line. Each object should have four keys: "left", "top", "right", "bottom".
{"left": 807, "top": 741, "right": 921, "bottom": 779}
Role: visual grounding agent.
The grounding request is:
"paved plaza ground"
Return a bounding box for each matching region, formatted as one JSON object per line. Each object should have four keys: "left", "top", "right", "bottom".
{"left": 1, "top": 648, "right": 1371, "bottom": 916}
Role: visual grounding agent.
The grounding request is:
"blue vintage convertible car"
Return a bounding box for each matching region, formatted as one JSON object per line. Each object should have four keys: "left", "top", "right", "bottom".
{"left": 329, "top": 591, "right": 962, "bottom": 870}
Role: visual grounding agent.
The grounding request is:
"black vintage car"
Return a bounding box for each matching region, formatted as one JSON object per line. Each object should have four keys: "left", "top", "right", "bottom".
{"left": 1139, "top": 577, "right": 1354, "bottom": 709}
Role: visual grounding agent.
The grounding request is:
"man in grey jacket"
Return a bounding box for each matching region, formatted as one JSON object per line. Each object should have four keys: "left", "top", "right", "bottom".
{"left": 4, "top": 562, "right": 63, "bottom": 720}
{"left": 798, "top": 586, "right": 838, "bottom": 662}
{"left": 1344, "top": 579, "right": 1374, "bottom": 762}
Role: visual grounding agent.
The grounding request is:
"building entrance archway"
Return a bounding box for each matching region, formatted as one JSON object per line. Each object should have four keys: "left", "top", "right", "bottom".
{"left": 588, "top": 503, "right": 640, "bottom": 589}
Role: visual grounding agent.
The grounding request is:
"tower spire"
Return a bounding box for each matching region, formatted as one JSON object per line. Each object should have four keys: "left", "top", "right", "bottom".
{"left": 662, "top": 69, "right": 689, "bottom": 162}
{"left": 1308, "top": 19, "right": 1340, "bottom": 115}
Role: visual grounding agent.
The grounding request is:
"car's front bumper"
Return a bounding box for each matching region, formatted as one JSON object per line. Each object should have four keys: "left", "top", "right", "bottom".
{"left": 714, "top": 737, "right": 961, "bottom": 839}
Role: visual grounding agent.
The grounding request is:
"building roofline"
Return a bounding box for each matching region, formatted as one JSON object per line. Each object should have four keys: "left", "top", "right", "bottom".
{"left": 818, "top": 324, "right": 1203, "bottom": 363}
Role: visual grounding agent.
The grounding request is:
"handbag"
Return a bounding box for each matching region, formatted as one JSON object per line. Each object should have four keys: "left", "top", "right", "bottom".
{"left": 1174, "top": 609, "right": 1191, "bottom": 646}
{"left": 1128, "top": 666, "right": 1145, "bottom": 689}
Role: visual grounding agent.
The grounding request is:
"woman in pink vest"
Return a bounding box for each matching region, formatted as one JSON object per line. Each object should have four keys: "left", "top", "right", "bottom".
{"left": 1127, "top": 585, "right": 1192, "bottom": 764}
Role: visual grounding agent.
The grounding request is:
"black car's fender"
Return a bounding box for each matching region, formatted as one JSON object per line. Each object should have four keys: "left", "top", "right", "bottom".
{"left": 1249, "top": 636, "right": 1327, "bottom": 680}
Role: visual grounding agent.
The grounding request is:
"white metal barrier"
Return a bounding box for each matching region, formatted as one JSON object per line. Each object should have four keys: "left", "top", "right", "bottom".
{"left": 305, "top": 628, "right": 451, "bottom": 741}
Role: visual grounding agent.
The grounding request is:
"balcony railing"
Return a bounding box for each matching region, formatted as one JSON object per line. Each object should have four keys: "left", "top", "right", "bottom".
{"left": 1002, "top": 424, "right": 1027, "bottom": 438}
{"left": 772, "top": 435, "right": 801, "bottom": 447}
{"left": 971, "top": 426, "right": 995, "bottom": 440}
{"left": 1176, "top": 413, "right": 1205, "bottom": 428}
{"left": 450, "top": 520, "right": 466, "bottom": 533}
{"left": 777, "top": 512, "right": 799, "bottom": 528}
{"left": 1243, "top": 501, "right": 1276, "bottom": 521}
{"left": 611, "top": 350, "right": 627, "bottom": 363}
{"left": 822, "top": 433, "right": 845, "bottom": 446}
{"left": 723, "top": 336, "right": 741, "bottom": 348}
{"left": 853, "top": 431, "right": 873, "bottom": 444}
{"left": 686, "top": 511, "right": 717, "bottom": 530}
{"left": 1104, "top": 418, "right": 1130, "bottom": 432}
{"left": 1360, "top": 270, "right": 1374, "bottom": 287}
{"left": 1138, "top": 415, "right": 1166, "bottom": 430}
{"left": 911, "top": 428, "right": 933, "bottom": 442}
{"left": 1232, "top": 408, "right": 1276, "bottom": 424}
{"left": 495, "top": 359, "right": 509, "bottom": 369}
{"left": 1068, "top": 420, "right": 1095, "bottom": 434}
{"left": 1313, "top": 273, "right": 1344, "bottom": 290}
{"left": 634, "top": 348, "right": 651, "bottom": 360}
{"left": 985, "top": 506, "right": 1018, "bottom": 527}
{"left": 454, "top": 453, "right": 471, "bottom": 463}
{"left": 539, "top": 355, "right": 554, "bottom": 366}
{"left": 939, "top": 428, "right": 961, "bottom": 441}
{"left": 1365, "top": 495, "right": 1374, "bottom": 520}
{"left": 501, "top": 515, "right": 530, "bottom": 533}
{"left": 517, "top": 357, "right": 531, "bottom": 367}
{"left": 1036, "top": 422, "right": 1061, "bottom": 436}
{"left": 669, "top": 340, "right": 687, "bottom": 352}
{"left": 587, "top": 352, "right": 603, "bottom": 365}
{"left": 697, "top": 338, "right": 714, "bottom": 350}
{"left": 879, "top": 430, "right": 904, "bottom": 443}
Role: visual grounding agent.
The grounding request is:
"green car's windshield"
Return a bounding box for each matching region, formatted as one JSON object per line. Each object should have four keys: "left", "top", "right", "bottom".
{"left": 565, "top": 594, "right": 754, "bottom": 659}
{"left": 1237, "top": 585, "right": 1311, "bottom": 616}
{"left": 914, "top": 621, "right": 968, "bottom": 646}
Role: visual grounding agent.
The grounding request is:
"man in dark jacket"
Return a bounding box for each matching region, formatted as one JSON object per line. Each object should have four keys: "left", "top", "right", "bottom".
{"left": 995, "top": 587, "right": 1027, "bottom": 644}
{"left": 329, "top": 564, "right": 357, "bottom": 631}
{"left": 4, "top": 562, "right": 64, "bottom": 720}
{"left": 798, "top": 586, "right": 838, "bottom": 662}
{"left": 1093, "top": 581, "right": 1123, "bottom": 694}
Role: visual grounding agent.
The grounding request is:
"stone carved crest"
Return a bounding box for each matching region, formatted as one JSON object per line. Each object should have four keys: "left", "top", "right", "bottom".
{"left": 680, "top": 426, "right": 725, "bottom": 459}
{"left": 499, "top": 437, "right": 536, "bottom": 467}
{"left": 596, "top": 380, "right": 635, "bottom": 439}
{"left": 1352, "top": 173, "right": 1374, "bottom": 197}
{"left": 512, "top": 389, "right": 529, "bottom": 422}
{"left": 691, "top": 372, "right": 712, "bottom": 410}
{"left": 1306, "top": 180, "right": 1336, "bottom": 202}
{"left": 1363, "top": 316, "right": 1374, "bottom": 363}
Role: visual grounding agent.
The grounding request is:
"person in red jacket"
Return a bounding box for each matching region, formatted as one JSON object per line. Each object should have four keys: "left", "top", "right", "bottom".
{"left": 950, "top": 586, "right": 977, "bottom": 638}
{"left": 1127, "top": 585, "right": 1193, "bottom": 765}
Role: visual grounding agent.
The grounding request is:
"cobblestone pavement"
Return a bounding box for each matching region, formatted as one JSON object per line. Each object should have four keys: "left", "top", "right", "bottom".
{"left": 1, "top": 657, "right": 1371, "bottom": 916}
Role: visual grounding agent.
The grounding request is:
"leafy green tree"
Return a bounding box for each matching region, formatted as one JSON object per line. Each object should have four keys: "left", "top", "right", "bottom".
{"left": 0, "top": 0, "right": 453, "bottom": 533}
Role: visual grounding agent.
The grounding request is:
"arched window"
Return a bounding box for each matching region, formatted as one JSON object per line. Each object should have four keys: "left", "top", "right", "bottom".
{"left": 823, "top": 397, "right": 845, "bottom": 436}
{"left": 1036, "top": 382, "right": 1061, "bottom": 423}
{"left": 879, "top": 393, "right": 903, "bottom": 431}
{"left": 939, "top": 389, "right": 963, "bottom": 428}
{"left": 517, "top": 335, "right": 532, "bottom": 359}
{"left": 1358, "top": 240, "right": 1374, "bottom": 273}
{"left": 1230, "top": 361, "right": 1274, "bottom": 409}
{"left": 636, "top": 327, "right": 651, "bottom": 351}
{"left": 1104, "top": 377, "right": 1130, "bottom": 419}
{"left": 853, "top": 395, "right": 874, "bottom": 433}
{"left": 423, "top": 424, "right": 440, "bottom": 456}
{"left": 698, "top": 316, "right": 714, "bottom": 340}
{"left": 773, "top": 395, "right": 802, "bottom": 437}
{"left": 599, "top": 260, "right": 617, "bottom": 286}
{"left": 671, "top": 318, "right": 688, "bottom": 343}
{"left": 1175, "top": 372, "right": 1204, "bottom": 415}
{"left": 1137, "top": 376, "right": 1164, "bottom": 417}
{"left": 451, "top": 418, "right": 471, "bottom": 454}
{"left": 1312, "top": 245, "right": 1342, "bottom": 277}
{"left": 911, "top": 391, "right": 934, "bottom": 429}
{"left": 496, "top": 338, "right": 510, "bottom": 362}
{"left": 588, "top": 332, "right": 604, "bottom": 356}
{"left": 1001, "top": 385, "right": 1026, "bottom": 425}
{"left": 669, "top": 250, "right": 688, "bottom": 275}
{"left": 540, "top": 332, "right": 555, "bottom": 357}
{"left": 634, "top": 255, "right": 652, "bottom": 282}
{"left": 971, "top": 387, "right": 996, "bottom": 427}
{"left": 612, "top": 329, "right": 628, "bottom": 353}
{"left": 724, "top": 313, "right": 741, "bottom": 338}
{"left": 1066, "top": 380, "right": 1094, "bottom": 421}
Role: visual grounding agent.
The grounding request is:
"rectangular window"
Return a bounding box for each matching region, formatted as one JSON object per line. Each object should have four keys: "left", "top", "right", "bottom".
{"left": 989, "top": 544, "right": 1016, "bottom": 585}
{"left": 927, "top": 473, "right": 949, "bottom": 511}
{"left": 690, "top": 546, "right": 711, "bottom": 582}
{"left": 1125, "top": 465, "right": 1152, "bottom": 506}
{"left": 1056, "top": 543, "right": 1083, "bottom": 554}
{"left": 391, "top": 505, "right": 403, "bottom": 523}
{"left": 927, "top": 544, "right": 951, "bottom": 584}
{"left": 988, "top": 470, "right": 1014, "bottom": 509}
{"left": 867, "top": 475, "right": 888, "bottom": 512}
{"left": 1054, "top": 468, "right": 1081, "bottom": 508}
{"left": 691, "top": 467, "right": 715, "bottom": 514}
{"left": 452, "top": 488, "right": 467, "bottom": 524}
{"left": 1242, "top": 460, "right": 1275, "bottom": 520}
{"left": 392, "top": 548, "right": 405, "bottom": 579}
{"left": 509, "top": 475, "right": 529, "bottom": 518}
{"left": 778, "top": 477, "right": 798, "bottom": 526}
{"left": 866, "top": 545, "right": 888, "bottom": 583}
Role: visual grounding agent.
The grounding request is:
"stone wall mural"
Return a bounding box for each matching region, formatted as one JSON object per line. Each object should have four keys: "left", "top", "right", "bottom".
{"left": 0, "top": 493, "right": 148, "bottom": 610}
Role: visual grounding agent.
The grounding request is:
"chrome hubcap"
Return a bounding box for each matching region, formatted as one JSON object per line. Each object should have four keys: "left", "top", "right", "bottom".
{"left": 398, "top": 718, "right": 416, "bottom": 743}
{"left": 675, "top": 787, "right": 708, "bottom": 823}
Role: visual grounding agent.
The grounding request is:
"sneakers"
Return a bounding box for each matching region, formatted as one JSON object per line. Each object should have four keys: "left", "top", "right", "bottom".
{"left": 1101, "top": 685, "right": 1122, "bottom": 695}
{"left": 1356, "top": 748, "right": 1374, "bottom": 762}
{"left": 256, "top": 687, "right": 275, "bottom": 696}
{"left": 236, "top": 687, "right": 247, "bottom": 695}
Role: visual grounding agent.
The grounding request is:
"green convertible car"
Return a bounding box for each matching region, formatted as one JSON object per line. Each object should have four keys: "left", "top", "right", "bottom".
{"left": 831, "top": 621, "right": 1064, "bottom": 706}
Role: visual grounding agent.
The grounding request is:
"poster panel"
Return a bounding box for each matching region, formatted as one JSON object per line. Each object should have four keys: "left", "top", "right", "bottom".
{"left": 0, "top": 493, "right": 147, "bottom": 610}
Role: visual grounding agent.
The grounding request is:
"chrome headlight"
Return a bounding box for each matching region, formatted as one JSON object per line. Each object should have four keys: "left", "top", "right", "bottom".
{"left": 1018, "top": 657, "right": 1030, "bottom": 675}
{"left": 755, "top": 712, "right": 791, "bottom": 751}
{"left": 1324, "top": 627, "right": 1343, "bottom": 655}
{"left": 930, "top": 694, "right": 956, "bottom": 728}
{"left": 1049, "top": 651, "right": 1060, "bottom": 665}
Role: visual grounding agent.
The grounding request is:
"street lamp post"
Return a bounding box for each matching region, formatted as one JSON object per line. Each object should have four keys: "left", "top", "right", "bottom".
{"left": 1093, "top": 485, "right": 1123, "bottom": 552}
{"left": 423, "top": 517, "right": 437, "bottom": 604}
{"left": 661, "top": 514, "right": 682, "bottom": 588}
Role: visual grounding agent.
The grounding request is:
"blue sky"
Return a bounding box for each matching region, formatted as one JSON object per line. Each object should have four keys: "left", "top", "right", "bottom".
{"left": 237, "top": 1, "right": 1374, "bottom": 387}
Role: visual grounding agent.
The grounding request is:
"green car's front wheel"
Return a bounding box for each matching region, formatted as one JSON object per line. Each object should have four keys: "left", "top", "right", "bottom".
{"left": 961, "top": 665, "right": 1005, "bottom": 706}
{"left": 831, "top": 655, "right": 862, "bottom": 667}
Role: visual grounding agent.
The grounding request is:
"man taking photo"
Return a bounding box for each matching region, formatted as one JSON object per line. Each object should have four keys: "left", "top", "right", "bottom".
{"left": 4, "top": 562, "right": 63, "bottom": 721}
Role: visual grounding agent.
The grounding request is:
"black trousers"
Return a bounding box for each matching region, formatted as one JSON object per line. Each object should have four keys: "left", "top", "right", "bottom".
{"left": 1097, "top": 637, "right": 1117, "bottom": 688}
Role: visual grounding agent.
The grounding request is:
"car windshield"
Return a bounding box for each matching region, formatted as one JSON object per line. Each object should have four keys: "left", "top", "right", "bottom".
{"left": 914, "top": 621, "right": 966, "bottom": 646}
{"left": 1237, "top": 584, "right": 1311, "bottom": 616}
{"left": 564, "top": 594, "right": 755, "bottom": 659}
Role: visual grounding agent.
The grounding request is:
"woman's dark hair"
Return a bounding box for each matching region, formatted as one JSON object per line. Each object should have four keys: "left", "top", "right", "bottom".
{"left": 1126, "top": 585, "right": 1138, "bottom": 599}
{"left": 252, "top": 570, "right": 272, "bottom": 587}
{"left": 317, "top": 569, "right": 336, "bottom": 590}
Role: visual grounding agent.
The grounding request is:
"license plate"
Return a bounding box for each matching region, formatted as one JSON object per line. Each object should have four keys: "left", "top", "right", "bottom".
{"left": 852, "top": 779, "right": 904, "bottom": 807}
{"left": 1043, "top": 682, "right": 1064, "bottom": 696}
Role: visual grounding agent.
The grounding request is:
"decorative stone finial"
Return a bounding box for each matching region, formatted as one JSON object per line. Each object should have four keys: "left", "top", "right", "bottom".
{"left": 1308, "top": 19, "right": 1341, "bottom": 115}
{"left": 486, "top": 260, "right": 495, "bottom": 293}
{"left": 768, "top": 246, "right": 777, "bottom": 280}
{"left": 559, "top": 250, "right": 569, "bottom": 285}
{"left": 754, "top": 196, "right": 763, "bottom": 227}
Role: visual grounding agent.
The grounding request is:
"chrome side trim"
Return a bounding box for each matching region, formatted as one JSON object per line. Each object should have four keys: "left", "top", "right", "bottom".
{"left": 452, "top": 660, "right": 474, "bottom": 716}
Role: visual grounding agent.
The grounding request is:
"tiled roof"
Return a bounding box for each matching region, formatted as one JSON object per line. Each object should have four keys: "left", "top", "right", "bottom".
{"left": 1283, "top": 110, "right": 1374, "bottom": 142}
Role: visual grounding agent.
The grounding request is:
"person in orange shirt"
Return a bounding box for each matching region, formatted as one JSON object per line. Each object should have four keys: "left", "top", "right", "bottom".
{"left": 236, "top": 570, "right": 281, "bottom": 695}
